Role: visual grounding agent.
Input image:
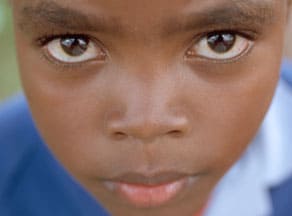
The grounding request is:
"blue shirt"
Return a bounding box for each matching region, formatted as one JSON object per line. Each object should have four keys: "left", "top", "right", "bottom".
{"left": 1, "top": 60, "right": 292, "bottom": 216}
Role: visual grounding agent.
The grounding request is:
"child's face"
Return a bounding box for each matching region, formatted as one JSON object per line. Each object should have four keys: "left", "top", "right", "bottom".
{"left": 12, "top": 0, "right": 289, "bottom": 215}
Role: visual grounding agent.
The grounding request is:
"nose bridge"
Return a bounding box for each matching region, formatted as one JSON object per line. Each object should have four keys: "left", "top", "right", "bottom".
{"left": 106, "top": 72, "right": 190, "bottom": 141}
{"left": 129, "top": 81, "right": 173, "bottom": 135}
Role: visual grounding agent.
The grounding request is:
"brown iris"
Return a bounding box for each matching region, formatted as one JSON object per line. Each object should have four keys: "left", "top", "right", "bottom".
{"left": 60, "top": 36, "right": 89, "bottom": 56}
{"left": 207, "top": 33, "right": 236, "bottom": 53}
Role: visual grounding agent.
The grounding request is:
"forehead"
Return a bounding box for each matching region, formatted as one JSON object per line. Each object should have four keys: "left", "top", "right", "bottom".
{"left": 14, "top": 0, "right": 278, "bottom": 18}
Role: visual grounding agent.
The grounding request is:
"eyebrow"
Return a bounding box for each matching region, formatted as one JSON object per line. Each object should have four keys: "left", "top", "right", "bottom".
{"left": 18, "top": 0, "right": 275, "bottom": 36}
{"left": 19, "top": 1, "right": 122, "bottom": 34}
{"left": 163, "top": 1, "right": 275, "bottom": 35}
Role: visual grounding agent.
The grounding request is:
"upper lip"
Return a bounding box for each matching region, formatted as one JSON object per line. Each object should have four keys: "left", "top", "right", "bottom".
{"left": 105, "top": 171, "right": 193, "bottom": 186}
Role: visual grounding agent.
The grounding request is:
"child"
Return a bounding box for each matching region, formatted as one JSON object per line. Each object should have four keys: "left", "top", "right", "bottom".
{"left": 1, "top": 0, "right": 292, "bottom": 215}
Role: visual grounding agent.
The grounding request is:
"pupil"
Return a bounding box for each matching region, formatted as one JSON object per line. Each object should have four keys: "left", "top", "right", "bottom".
{"left": 60, "top": 37, "right": 89, "bottom": 56}
{"left": 207, "top": 33, "right": 235, "bottom": 53}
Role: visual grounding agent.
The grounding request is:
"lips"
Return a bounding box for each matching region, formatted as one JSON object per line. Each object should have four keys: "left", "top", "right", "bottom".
{"left": 102, "top": 171, "right": 197, "bottom": 207}
{"left": 106, "top": 171, "right": 191, "bottom": 185}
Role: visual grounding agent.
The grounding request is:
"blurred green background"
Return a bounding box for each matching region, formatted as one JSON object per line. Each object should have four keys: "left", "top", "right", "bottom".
{"left": 0, "top": 0, "right": 21, "bottom": 101}
{"left": 0, "top": 1, "right": 291, "bottom": 102}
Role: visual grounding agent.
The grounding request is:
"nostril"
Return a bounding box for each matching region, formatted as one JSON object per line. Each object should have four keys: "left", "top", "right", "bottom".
{"left": 167, "top": 130, "right": 184, "bottom": 138}
{"left": 112, "top": 131, "right": 128, "bottom": 140}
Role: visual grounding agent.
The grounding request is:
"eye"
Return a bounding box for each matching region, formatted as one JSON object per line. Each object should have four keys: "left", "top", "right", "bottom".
{"left": 45, "top": 35, "right": 106, "bottom": 64}
{"left": 187, "top": 32, "right": 253, "bottom": 61}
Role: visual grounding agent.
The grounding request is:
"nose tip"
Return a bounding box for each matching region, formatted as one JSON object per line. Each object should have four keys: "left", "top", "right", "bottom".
{"left": 106, "top": 114, "right": 189, "bottom": 141}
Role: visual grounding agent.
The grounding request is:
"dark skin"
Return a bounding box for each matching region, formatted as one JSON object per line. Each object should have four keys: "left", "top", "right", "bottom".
{"left": 10, "top": 0, "right": 291, "bottom": 215}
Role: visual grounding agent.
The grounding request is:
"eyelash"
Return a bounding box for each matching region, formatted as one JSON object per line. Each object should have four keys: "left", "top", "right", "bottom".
{"left": 36, "top": 33, "right": 87, "bottom": 46}
{"left": 34, "top": 28, "right": 258, "bottom": 67}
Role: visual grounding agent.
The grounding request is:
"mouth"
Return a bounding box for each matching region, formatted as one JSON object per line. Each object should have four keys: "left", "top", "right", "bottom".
{"left": 102, "top": 171, "right": 199, "bottom": 208}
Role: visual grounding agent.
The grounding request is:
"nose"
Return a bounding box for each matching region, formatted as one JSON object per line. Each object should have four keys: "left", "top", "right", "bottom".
{"left": 107, "top": 111, "right": 189, "bottom": 141}
{"left": 105, "top": 86, "right": 190, "bottom": 142}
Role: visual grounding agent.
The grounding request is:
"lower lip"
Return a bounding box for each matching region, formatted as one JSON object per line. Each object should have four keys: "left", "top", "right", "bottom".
{"left": 104, "top": 177, "right": 193, "bottom": 207}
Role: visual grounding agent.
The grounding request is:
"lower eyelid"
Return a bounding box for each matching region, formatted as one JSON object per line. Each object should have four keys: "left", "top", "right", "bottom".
{"left": 197, "top": 43, "right": 253, "bottom": 64}
{"left": 185, "top": 43, "right": 254, "bottom": 65}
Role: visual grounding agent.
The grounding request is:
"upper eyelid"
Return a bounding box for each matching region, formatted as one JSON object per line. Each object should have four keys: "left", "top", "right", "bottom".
{"left": 197, "top": 29, "right": 258, "bottom": 43}
{"left": 34, "top": 27, "right": 258, "bottom": 49}
{"left": 185, "top": 29, "right": 257, "bottom": 54}
{"left": 36, "top": 34, "right": 91, "bottom": 46}
{"left": 37, "top": 33, "right": 110, "bottom": 56}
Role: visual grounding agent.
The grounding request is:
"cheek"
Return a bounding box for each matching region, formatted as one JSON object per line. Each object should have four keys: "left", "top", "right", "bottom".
{"left": 14, "top": 35, "right": 111, "bottom": 177}
{"left": 191, "top": 61, "right": 281, "bottom": 175}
